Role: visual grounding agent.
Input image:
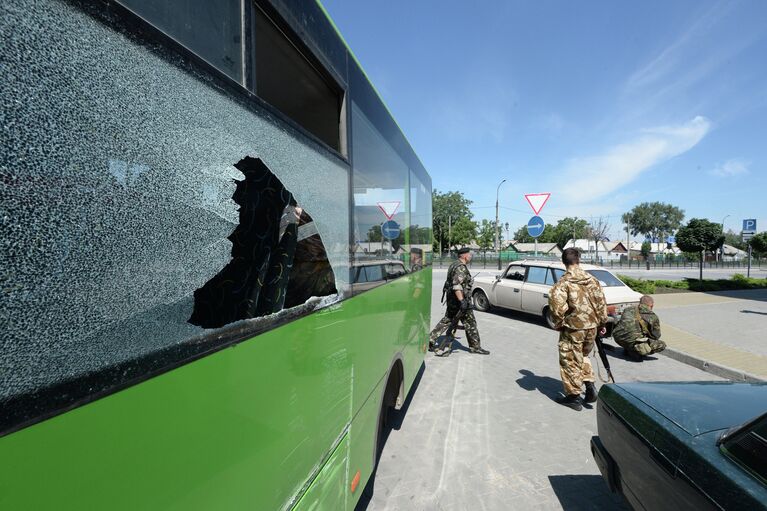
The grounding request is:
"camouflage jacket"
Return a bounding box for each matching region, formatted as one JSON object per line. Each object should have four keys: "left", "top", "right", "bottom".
{"left": 548, "top": 265, "right": 608, "bottom": 330}
{"left": 612, "top": 304, "right": 661, "bottom": 346}
{"left": 444, "top": 261, "right": 472, "bottom": 306}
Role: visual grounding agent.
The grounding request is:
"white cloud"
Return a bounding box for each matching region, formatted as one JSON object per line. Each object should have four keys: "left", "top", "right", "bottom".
{"left": 709, "top": 158, "right": 750, "bottom": 177}
{"left": 556, "top": 116, "right": 711, "bottom": 203}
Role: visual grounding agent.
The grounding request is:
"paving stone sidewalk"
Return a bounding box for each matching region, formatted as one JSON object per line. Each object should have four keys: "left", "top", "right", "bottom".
{"left": 358, "top": 277, "right": 722, "bottom": 511}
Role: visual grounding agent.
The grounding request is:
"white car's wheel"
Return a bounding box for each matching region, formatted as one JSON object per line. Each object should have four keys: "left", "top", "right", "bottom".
{"left": 473, "top": 290, "right": 491, "bottom": 312}
{"left": 543, "top": 307, "right": 557, "bottom": 329}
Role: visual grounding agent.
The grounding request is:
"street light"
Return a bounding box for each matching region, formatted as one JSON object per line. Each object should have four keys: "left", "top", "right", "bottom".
{"left": 495, "top": 179, "right": 506, "bottom": 270}
{"left": 720, "top": 214, "right": 730, "bottom": 262}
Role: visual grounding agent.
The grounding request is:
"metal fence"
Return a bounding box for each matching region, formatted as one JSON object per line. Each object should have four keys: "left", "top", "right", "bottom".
{"left": 432, "top": 254, "right": 765, "bottom": 271}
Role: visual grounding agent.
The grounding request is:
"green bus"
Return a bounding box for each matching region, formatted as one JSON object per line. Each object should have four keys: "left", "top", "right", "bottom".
{"left": 0, "top": 0, "right": 432, "bottom": 509}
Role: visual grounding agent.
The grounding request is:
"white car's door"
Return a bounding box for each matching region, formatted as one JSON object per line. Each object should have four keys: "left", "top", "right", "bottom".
{"left": 521, "top": 266, "right": 556, "bottom": 314}
{"left": 494, "top": 264, "right": 525, "bottom": 310}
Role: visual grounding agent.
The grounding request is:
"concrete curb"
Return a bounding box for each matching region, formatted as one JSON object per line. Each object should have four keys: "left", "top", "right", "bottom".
{"left": 661, "top": 348, "right": 765, "bottom": 383}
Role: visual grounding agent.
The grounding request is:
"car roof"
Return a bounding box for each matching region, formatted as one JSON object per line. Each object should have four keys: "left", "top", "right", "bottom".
{"left": 508, "top": 259, "right": 605, "bottom": 271}
{"left": 352, "top": 259, "right": 404, "bottom": 266}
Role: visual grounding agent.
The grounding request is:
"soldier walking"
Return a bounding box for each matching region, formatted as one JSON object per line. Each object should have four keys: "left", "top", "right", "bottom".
{"left": 548, "top": 248, "right": 608, "bottom": 410}
{"left": 428, "top": 247, "right": 490, "bottom": 355}
{"left": 612, "top": 295, "right": 666, "bottom": 360}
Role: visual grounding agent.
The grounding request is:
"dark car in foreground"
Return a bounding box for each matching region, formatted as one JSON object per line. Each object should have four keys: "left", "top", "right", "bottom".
{"left": 591, "top": 382, "right": 767, "bottom": 510}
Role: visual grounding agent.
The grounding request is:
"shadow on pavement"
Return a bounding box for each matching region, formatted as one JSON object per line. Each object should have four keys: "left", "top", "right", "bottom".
{"left": 601, "top": 342, "right": 658, "bottom": 362}
{"left": 741, "top": 309, "right": 767, "bottom": 315}
{"left": 515, "top": 369, "right": 562, "bottom": 400}
{"left": 706, "top": 288, "right": 767, "bottom": 302}
{"left": 548, "top": 475, "right": 628, "bottom": 510}
{"left": 485, "top": 306, "right": 550, "bottom": 329}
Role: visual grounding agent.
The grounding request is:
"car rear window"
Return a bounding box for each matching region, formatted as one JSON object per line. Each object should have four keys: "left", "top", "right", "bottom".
{"left": 587, "top": 270, "right": 625, "bottom": 287}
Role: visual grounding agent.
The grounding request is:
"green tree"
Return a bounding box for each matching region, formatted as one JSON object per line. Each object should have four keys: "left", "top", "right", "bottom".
{"left": 723, "top": 229, "right": 746, "bottom": 251}
{"left": 450, "top": 216, "right": 477, "bottom": 250}
{"left": 549, "top": 217, "right": 590, "bottom": 249}
{"left": 676, "top": 218, "right": 725, "bottom": 280}
{"left": 641, "top": 241, "right": 652, "bottom": 260}
{"left": 476, "top": 219, "right": 504, "bottom": 252}
{"left": 749, "top": 232, "right": 767, "bottom": 257}
{"left": 622, "top": 202, "right": 685, "bottom": 244}
{"left": 432, "top": 190, "right": 473, "bottom": 253}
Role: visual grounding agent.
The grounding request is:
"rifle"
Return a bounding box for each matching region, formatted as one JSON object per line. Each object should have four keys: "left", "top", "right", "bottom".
{"left": 594, "top": 323, "right": 615, "bottom": 383}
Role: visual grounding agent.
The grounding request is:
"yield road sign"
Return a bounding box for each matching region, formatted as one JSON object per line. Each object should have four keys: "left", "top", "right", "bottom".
{"left": 527, "top": 216, "right": 545, "bottom": 238}
{"left": 743, "top": 219, "right": 757, "bottom": 233}
{"left": 377, "top": 201, "right": 401, "bottom": 220}
{"left": 381, "top": 220, "right": 400, "bottom": 240}
{"left": 524, "top": 193, "right": 551, "bottom": 215}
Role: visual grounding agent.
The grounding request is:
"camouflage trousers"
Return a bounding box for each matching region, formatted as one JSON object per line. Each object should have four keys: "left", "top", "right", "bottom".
{"left": 621, "top": 338, "right": 667, "bottom": 356}
{"left": 558, "top": 328, "right": 596, "bottom": 396}
{"left": 429, "top": 307, "right": 481, "bottom": 349}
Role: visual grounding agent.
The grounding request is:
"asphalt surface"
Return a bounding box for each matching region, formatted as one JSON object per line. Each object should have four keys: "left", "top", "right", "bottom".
{"left": 357, "top": 274, "right": 724, "bottom": 511}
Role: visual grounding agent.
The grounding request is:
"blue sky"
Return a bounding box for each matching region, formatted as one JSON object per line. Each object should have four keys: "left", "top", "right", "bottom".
{"left": 322, "top": 0, "right": 766, "bottom": 240}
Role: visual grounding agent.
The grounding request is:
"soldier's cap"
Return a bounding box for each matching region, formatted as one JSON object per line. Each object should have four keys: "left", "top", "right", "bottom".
{"left": 456, "top": 247, "right": 471, "bottom": 255}
{"left": 410, "top": 247, "right": 423, "bottom": 256}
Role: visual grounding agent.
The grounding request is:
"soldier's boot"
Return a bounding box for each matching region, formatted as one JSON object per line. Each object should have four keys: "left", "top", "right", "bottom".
{"left": 584, "top": 382, "right": 598, "bottom": 403}
{"left": 556, "top": 394, "right": 583, "bottom": 411}
{"left": 428, "top": 342, "right": 437, "bottom": 352}
{"left": 469, "top": 346, "right": 490, "bottom": 355}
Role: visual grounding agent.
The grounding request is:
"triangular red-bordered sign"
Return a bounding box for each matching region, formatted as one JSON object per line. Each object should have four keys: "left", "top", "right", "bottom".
{"left": 524, "top": 193, "right": 551, "bottom": 215}
{"left": 376, "top": 201, "right": 400, "bottom": 220}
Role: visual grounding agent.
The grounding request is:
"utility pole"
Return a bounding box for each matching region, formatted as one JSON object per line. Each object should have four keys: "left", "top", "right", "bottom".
{"left": 448, "top": 214, "right": 452, "bottom": 255}
{"left": 495, "top": 179, "right": 506, "bottom": 270}
{"left": 626, "top": 217, "right": 631, "bottom": 267}
{"left": 720, "top": 214, "right": 730, "bottom": 263}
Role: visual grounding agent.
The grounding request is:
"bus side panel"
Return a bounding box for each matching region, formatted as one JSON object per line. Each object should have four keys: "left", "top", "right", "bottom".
{"left": 404, "top": 268, "right": 431, "bottom": 393}
{"left": 293, "top": 432, "right": 350, "bottom": 511}
{"left": 345, "top": 269, "right": 431, "bottom": 509}
{"left": 0, "top": 306, "right": 353, "bottom": 511}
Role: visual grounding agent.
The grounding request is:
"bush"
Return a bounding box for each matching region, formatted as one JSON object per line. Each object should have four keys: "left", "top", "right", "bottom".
{"left": 617, "top": 274, "right": 767, "bottom": 294}
{"left": 617, "top": 275, "right": 656, "bottom": 294}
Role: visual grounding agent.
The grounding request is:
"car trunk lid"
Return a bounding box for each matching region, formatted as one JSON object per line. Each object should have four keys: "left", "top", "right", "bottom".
{"left": 618, "top": 382, "right": 767, "bottom": 436}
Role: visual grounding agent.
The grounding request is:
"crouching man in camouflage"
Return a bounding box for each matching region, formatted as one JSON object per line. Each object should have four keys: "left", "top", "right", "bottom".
{"left": 548, "top": 248, "right": 608, "bottom": 411}
{"left": 428, "top": 247, "right": 490, "bottom": 355}
{"left": 612, "top": 295, "right": 665, "bottom": 360}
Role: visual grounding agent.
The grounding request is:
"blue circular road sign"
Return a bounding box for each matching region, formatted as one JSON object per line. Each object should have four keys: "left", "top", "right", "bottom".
{"left": 381, "top": 220, "right": 401, "bottom": 240}
{"left": 527, "top": 216, "right": 545, "bottom": 238}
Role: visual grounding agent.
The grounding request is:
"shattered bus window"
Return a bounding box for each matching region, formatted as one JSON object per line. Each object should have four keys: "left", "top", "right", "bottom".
{"left": 190, "top": 157, "right": 337, "bottom": 329}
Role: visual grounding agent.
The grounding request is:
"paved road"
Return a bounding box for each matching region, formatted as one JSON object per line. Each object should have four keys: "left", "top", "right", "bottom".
{"left": 358, "top": 275, "right": 723, "bottom": 511}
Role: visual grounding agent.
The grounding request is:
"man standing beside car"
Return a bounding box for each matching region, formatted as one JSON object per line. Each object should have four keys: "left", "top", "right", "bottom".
{"left": 612, "top": 295, "right": 665, "bottom": 360}
{"left": 549, "top": 248, "right": 608, "bottom": 410}
{"left": 428, "top": 247, "right": 490, "bottom": 355}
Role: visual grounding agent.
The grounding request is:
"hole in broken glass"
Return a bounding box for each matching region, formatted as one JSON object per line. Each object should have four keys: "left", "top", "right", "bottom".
{"left": 189, "top": 156, "right": 337, "bottom": 329}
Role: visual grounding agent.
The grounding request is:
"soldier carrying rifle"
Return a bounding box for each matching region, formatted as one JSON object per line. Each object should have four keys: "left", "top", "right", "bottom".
{"left": 428, "top": 247, "right": 490, "bottom": 356}
{"left": 548, "top": 248, "right": 608, "bottom": 411}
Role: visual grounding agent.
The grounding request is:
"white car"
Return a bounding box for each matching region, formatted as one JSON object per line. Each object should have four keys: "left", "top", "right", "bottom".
{"left": 471, "top": 260, "right": 642, "bottom": 330}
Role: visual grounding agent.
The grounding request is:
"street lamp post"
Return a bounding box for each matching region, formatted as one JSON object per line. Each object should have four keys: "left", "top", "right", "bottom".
{"left": 495, "top": 179, "right": 506, "bottom": 270}
{"left": 720, "top": 214, "right": 730, "bottom": 263}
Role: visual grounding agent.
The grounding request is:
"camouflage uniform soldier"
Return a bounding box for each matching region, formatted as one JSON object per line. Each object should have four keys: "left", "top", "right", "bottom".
{"left": 428, "top": 247, "right": 490, "bottom": 355}
{"left": 548, "top": 248, "right": 608, "bottom": 410}
{"left": 612, "top": 295, "right": 666, "bottom": 360}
